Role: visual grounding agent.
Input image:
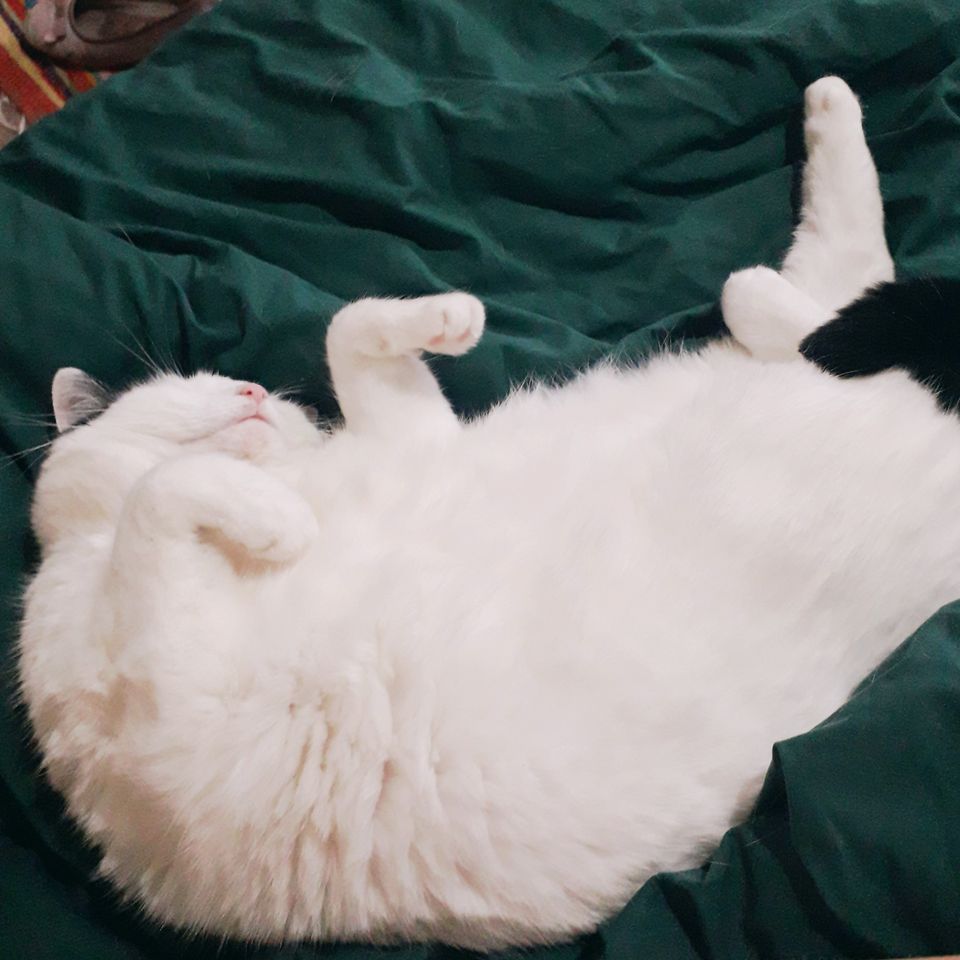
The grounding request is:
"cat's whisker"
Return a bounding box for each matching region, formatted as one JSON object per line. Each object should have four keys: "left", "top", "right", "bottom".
{"left": 127, "top": 329, "right": 169, "bottom": 379}
{"left": 3, "top": 411, "right": 59, "bottom": 427}
{"left": 1, "top": 438, "right": 55, "bottom": 459}
{"left": 0, "top": 437, "right": 56, "bottom": 474}
{"left": 271, "top": 381, "right": 310, "bottom": 401}
{"left": 103, "top": 321, "right": 181, "bottom": 382}
{"left": 103, "top": 327, "right": 160, "bottom": 378}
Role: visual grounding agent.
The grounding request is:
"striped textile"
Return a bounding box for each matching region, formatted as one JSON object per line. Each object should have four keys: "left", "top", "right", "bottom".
{"left": 0, "top": 0, "right": 101, "bottom": 123}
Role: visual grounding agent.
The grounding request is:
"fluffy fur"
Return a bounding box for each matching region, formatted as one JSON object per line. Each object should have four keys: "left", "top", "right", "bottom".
{"left": 18, "top": 78, "right": 959, "bottom": 948}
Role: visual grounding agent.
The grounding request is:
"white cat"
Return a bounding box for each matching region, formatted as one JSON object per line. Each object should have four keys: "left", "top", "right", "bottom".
{"left": 17, "top": 78, "right": 959, "bottom": 949}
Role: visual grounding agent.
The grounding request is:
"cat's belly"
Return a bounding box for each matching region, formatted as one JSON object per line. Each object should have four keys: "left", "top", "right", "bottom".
{"left": 319, "top": 345, "right": 960, "bottom": 710}
{"left": 229, "top": 345, "right": 960, "bottom": 943}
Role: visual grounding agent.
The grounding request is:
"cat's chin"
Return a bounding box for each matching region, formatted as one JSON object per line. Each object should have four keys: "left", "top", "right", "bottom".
{"left": 202, "top": 418, "right": 283, "bottom": 461}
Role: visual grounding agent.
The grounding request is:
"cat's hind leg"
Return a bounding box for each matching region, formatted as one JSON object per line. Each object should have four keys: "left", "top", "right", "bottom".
{"left": 722, "top": 77, "right": 894, "bottom": 360}
{"left": 326, "top": 292, "right": 484, "bottom": 438}
{"left": 780, "top": 76, "right": 894, "bottom": 312}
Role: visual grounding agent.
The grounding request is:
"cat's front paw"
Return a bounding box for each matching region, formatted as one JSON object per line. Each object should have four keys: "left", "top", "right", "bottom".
{"left": 411, "top": 292, "right": 486, "bottom": 356}
{"left": 225, "top": 493, "right": 318, "bottom": 565}
{"left": 130, "top": 455, "right": 319, "bottom": 568}
{"left": 202, "top": 472, "right": 318, "bottom": 566}
{"left": 330, "top": 292, "right": 485, "bottom": 360}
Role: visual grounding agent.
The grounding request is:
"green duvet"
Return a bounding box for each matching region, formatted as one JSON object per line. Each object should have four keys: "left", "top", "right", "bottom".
{"left": 2, "top": 1, "right": 960, "bottom": 957}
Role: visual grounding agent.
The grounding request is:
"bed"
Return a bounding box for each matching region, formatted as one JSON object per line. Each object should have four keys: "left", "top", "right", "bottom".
{"left": 1, "top": 1, "right": 959, "bottom": 956}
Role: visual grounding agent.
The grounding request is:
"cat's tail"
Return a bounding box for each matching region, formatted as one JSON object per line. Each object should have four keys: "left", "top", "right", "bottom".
{"left": 800, "top": 276, "right": 960, "bottom": 411}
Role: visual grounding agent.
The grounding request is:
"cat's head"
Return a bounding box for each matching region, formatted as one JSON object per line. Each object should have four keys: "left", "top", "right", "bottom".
{"left": 50, "top": 368, "right": 319, "bottom": 452}
{"left": 33, "top": 369, "right": 321, "bottom": 545}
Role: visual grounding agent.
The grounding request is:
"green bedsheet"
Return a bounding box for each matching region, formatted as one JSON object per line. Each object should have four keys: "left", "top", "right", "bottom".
{"left": 2, "top": 1, "right": 960, "bottom": 956}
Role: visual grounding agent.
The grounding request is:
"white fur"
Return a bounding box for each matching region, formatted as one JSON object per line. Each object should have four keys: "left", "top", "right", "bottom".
{"left": 18, "top": 79, "right": 958, "bottom": 948}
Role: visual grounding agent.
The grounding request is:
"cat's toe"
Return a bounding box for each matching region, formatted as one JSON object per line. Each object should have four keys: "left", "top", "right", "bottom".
{"left": 804, "top": 77, "right": 862, "bottom": 146}
{"left": 258, "top": 519, "right": 318, "bottom": 565}
{"left": 423, "top": 292, "right": 485, "bottom": 356}
{"left": 805, "top": 76, "right": 860, "bottom": 118}
{"left": 235, "top": 496, "right": 318, "bottom": 565}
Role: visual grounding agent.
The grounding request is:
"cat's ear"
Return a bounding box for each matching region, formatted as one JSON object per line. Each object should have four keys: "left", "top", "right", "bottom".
{"left": 52, "top": 368, "right": 108, "bottom": 432}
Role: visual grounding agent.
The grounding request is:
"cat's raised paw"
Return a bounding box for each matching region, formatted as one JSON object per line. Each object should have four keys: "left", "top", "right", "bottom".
{"left": 414, "top": 292, "right": 485, "bottom": 356}
{"left": 330, "top": 292, "right": 485, "bottom": 360}
{"left": 804, "top": 77, "right": 862, "bottom": 145}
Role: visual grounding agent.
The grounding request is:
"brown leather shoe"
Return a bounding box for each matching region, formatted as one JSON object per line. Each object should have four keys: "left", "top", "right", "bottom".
{"left": 24, "top": 0, "right": 217, "bottom": 70}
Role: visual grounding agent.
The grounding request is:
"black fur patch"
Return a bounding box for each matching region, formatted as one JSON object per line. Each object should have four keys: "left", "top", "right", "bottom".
{"left": 800, "top": 277, "right": 960, "bottom": 410}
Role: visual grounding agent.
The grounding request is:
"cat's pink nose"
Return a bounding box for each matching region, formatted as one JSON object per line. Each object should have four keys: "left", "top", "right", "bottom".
{"left": 238, "top": 382, "right": 268, "bottom": 404}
